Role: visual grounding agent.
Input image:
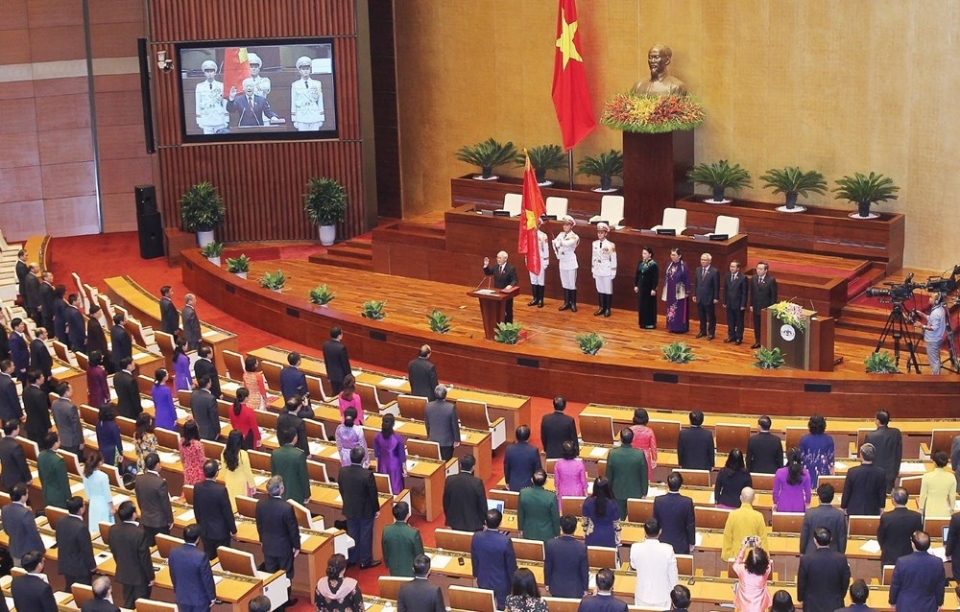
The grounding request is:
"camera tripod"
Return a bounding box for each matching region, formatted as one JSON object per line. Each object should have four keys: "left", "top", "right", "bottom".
{"left": 874, "top": 300, "right": 921, "bottom": 373}
{"left": 938, "top": 300, "right": 960, "bottom": 373}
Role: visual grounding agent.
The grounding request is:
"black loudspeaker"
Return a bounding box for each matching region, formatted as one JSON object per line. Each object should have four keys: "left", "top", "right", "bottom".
{"left": 135, "top": 185, "right": 157, "bottom": 216}
{"left": 137, "top": 37, "right": 156, "bottom": 154}
{"left": 137, "top": 212, "right": 164, "bottom": 259}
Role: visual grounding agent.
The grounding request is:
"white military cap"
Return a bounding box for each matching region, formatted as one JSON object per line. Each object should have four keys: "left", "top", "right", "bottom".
{"left": 201, "top": 60, "right": 217, "bottom": 71}
{"left": 597, "top": 222, "right": 611, "bottom": 232}
{"left": 296, "top": 56, "right": 312, "bottom": 68}
{"left": 247, "top": 53, "right": 261, "bottom": 66}
{"left": 561, "top": 215, "right": 576, "bottom": 226}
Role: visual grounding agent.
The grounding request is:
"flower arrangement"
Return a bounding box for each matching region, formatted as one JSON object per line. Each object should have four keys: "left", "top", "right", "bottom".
{"left": 770, "top": 301, "right": 807, "bottom": 331}
{"left": 601, "top": 93, "right": 704, "bottom": 134}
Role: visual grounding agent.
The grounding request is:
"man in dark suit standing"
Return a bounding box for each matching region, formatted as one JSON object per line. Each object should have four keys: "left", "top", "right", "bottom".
{"left": 193, "top": 459, "right": 237, "bottom": 559}
{"left": 193, "top": 345, "right": 221, "bottom": 399}
{"left": 256, "top": 476, "right": 300, "bottom": 604}
{"left": 889, "top": 530, "right": 946, "bottom": 612}
{"left": 279, "top": 352, "right": 308, "bottom": 402}
{"left": 226, "top": 78, "right": 283, "bottom": 126}
{"left": 397, "top": 554, "right": 445, "bottom": 612}
{"left": 277, "top": 398, "right": 310, "bottom": 456}
{"left": 544, "top": 514, "right": 589, "bottom": 598}
{"left": 482, "top": 251, "right": 519, "bottom": 324}
{"left": 51, "top": 382, "right": 83, "bottom": 456}
{"left": 110, "top": 313, "right": 132, "bottom": 372}
{"left": 169, "top": 524, "right": 217, "bottom": 612}
{"left": 191, "top": 375, "right": 220, "bottom": 440}
{"left": 0, "top": 420, "right": 31, "bottom": 493}
{"left": 878, "top": 487, "right": 924, "bottom": 567}
{"left": 471, "top": 509, "right": 517, "bottom": 610}
{"left": 322, "top": 326, "right": 352, "bottom": 394}
{"left": 338, "top": 447, "right": 381, "bottom": 569}
{"left": 945, "top": 508, "right": 960, "bottom": 584}
{"left": 158, "top": 286, "right": 179, "bottom": 335}
{"left": 654, "top": 472, "right": 696, "bottom": 554}
{"left": 39, "top": 272, "right": 56, "bottom": 331}
{"left": 22, "top": 369, "right": 51, "bottom": 444}
{"left": 576, "top": 568, "right": 628, "bottom": 612}
{"left": 865, "top": 410, "right": 903, "bottom": 493}
{"left": 677, "top": 410, "right": 715, "bottom": 470}
{"left": 540, "top": 396, "right": 578, "bottom": 459}
{"left": 15, "top": 250, "right": 28, "bottom": 299}
{"left": 180, "top": 293, "right": 201, "bottom": 351}
{"left": 11, "top": 550, "right": 57, "bottom": 612}
{"left": 801, "top": 483, "right": 848, "bottom": 554}
{"left": 424, "top": 384, "right": 459, "bottom": 460}
{"left": 81, "top": 576, "right": 122, "bottom": 612}
{"left": 797, "top": 527, "right": 851, "bottom": 612}
{"left": 692, "top": 252, "right": 719, "bottom": 339}
{"left": 9, "top": 318, "right": 29, "bottom": 383}
{"left": 114, "top": 357, "right": 142, "bottom": 420}
{"left": 29, "top": 327, "right": 52, "bottom": 384}
{"left": 503, "top": 425, "right": 542, "bottom": 491}
{"left": 1, "top": 483, "right": 44, "bottom": 566}
{"left": 723, "top": 260, "right": 749, "bottom": 344}
{"left": 109, "top": 501, "right": 155, "bottom": 608}
{"left": 835, "top": 579, "right": 875, "bottom": 612}
{"left": 443, "top": 454, "right": 487, "bottom": 531}
{"left": 24, "top": 263, "right": 41, "bottom": 323}
{"left": 55, "top": 496, "right": 96, "bottom": 589}
{"left": 382, "top": 501, "right": 424, "bottom": 577}
{"left": 841, "top": 443, "right": 888, "bottom": 516}
{"left": 65, "top": 294, "right": 86, "bottom": 352}
{"left": 749, "top": 261, "right": 778, "bottom": 348}
{"left": 746, "top": 415, "right": 784, "bottom": 474}
{"left": 135, "top": 454, "right": 174, "bottom": 545}
{"left": 0, "top": 360, "right": 21, "bottom": 421}
{"left": 407, "top": 344, "right": 439, "bottom": 401}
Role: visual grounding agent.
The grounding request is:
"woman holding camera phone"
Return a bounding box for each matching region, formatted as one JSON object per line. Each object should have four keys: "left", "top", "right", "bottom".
{"left": 732, "top": 538, "right": 771, "bottom": 612}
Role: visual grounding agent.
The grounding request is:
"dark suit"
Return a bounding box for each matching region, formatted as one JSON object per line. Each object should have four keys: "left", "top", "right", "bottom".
{"left": 540, "top": 411, "right": 579, "bottom": 459}
{"left": 322, "top": 338, "right": 351, "bottom": 393}
{"left": 80, "top": 599, "right": 121, "bottom": 612}
{"left": 797, "top": 547, "right": 850, "bottom": 612}
{"left": 746, "top": 431, "right": 784, "bottom": 474}
{"left": 483, "top": 261, "right": 519, "bottom": 324}
{"left": 86, "top": 318, "right": 110, "bottom": 368}
{"left": 279, "top": 365, "right": 308, "bottom": 402}
{"left": 65, "top": 305, "right": 86, "bottom": 352}
{"left": 0, "top": 373, "right": 22, "bottom": 421}
{"left": 544, "top": 535, "right": 589, "bottom": 598}
{"left": 277, "top": 410, "right": 309, "bottom": 455}
{"left": 424, "top": 399, "right": 459, "bottom": 460}
{"left": 109, "top": 324, "right": 131, "bottom": 371}
{"left": 338, "top": 463, "right": 380, "bottom": 565}
{"left": 889, "top": 550, "right": 946, "bottom": 612}
{"left": 193, "top": 358, "right": 221, "bottom": 399}
{"left": 191, "top": 388, "right": 220, "bottom": 440}
{"left": 677, "top": 425, "right": 715, "bottom": 470}
{"left": 443, "top": 471, "right": 487, "bottom": 531}
{"left": 503, "top": 440, "right": 542, "bottom": 491}
{"left": 800, "top": 503, "right": 848, "bottom": 554}
{"left": 24, "top": 273, "right": 41, "bottom": 321}
{"left": 227, "top": 93, "right": 279, "bottom": 126}
{"left": 55, "top": 513, "right": 96, "bottom": 587}
{"left": 256, "top": 495, "right": 299, "bottom": 577}
{"left": 9, "top": 331, "right": 28, "bottom": 382}
{"left": 135, "top": 471, "right": 173, "bottom": 544}
{"left": 946, "top": 511, "right": 960, "bottom": 582}
{"left": 180, "top": 304, "right": 201, "bottom": 351}
{"left": 109, "top": 521, "right": 155, "bottom": 608}
{"left": 193, "top": 478, "right": 237, "bottom": 558}
{"left": 382, "top": 521, "right": 424, "bottom": 577}
{"left": 159, "top": 296, "right": 179, "bottom": 335}
{"left": 113, "top": 369, "right": 142, "bottom": 419}
{"left": 750, "top": 273, "right": 778, "bottom": 344}
{"left": 29, "top": 337, "right": 52, "bottom": 381}
{"left": 653, "top": 491, "right": 696, "bottom": 554}
{"left": 471, "top": 529, "right": 517, "bottom": 610}
{"left": 397, "top": 577, "right": 445, "bottom": 612}
{"left": 692, "top": 264, "right": 719, "bottom": 337}
{"left": 53, "top": 299, "right": 68, "bottom": 344}
{"left": 11, "top": 573, "right": 57, "bottom": 612}
{"left": 841, "top": 464, "right": 888, "bottom": 516}
{"left": 865, "top": 425, "right": 903, "bottom": 493}
{"left": 576, "top": 594, "right": 628, "bottom": 612}
{"left": 0, "top": 436, "right": 30, "bottom": 492}
{"left": 22, "top": 384, "right": 51, "bottom": 443}
{"left": 15, "top": 260, "right": 28, "bottom": 297}
{"left": 877, "top": 506, "right": 924, "bottom": 567}
{"left": 169, "top": 542, "right": 216, "bottom": 612}
{"left": 39, "top": 281, "right": 56, "bottom": 330}
{"left": 408, "top": 356, "right": 439, "bottom": 401}
{"left": 723, "top": 271, "right": 748, "bottom": 341}
{"left": 1, "top": 501, "right": 44, "bottom": 562}
{"left": 834, "top": 605, "right": 876, "bottom": 612}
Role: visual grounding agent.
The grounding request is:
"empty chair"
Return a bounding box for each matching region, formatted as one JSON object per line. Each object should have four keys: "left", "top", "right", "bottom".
{"left": 707, "top": 215, "right": 740, "bottom": 238}
{"left": 501, "top": 193, "right": 523, "bottom": 217}
{"left": 545, "top": 196, "right": 569, "bottom": 219}
{"left": 650, "top": 207, "right": 687, "bottom": 235}
{"left": 589, "top": 195, "right": 624, "bottom": 227}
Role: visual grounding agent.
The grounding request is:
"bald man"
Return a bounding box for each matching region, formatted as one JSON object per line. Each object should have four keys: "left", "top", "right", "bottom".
{"left": 721, "top": 488, "right": 768, "bottom": 560}
{"left": 482, "top": 252, "right": 519, "bottom": 324}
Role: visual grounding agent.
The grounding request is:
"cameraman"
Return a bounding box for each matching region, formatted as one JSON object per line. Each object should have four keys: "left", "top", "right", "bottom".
{"left": 915, "top": 293, "right": 947, "bottom": 375}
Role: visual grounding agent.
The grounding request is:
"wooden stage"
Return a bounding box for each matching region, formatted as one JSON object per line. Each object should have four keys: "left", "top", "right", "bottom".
{"left": 181, "top": 250, "right": 960, "bottom": 418}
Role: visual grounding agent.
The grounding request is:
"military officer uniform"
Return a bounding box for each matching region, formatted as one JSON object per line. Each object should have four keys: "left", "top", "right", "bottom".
{"left": 195, "top": 60, "right": 228, "bottom": 134}
{"left": 291, "top": 56, "right": 324, "bottom": 131}
{"left": 526, "top": 227, "right": 550, "bottom": 308}
{"left": 592, "top": 223, "right": 617, "bottom": 317}
{"left": 553, "top": 215, "right": 580, "bottom": 312}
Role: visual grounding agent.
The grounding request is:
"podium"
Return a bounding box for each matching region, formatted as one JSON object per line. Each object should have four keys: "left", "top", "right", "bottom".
{"left": 761, "top": 307, "right": 835, "bottom": 371}
{"left": 468, "top": 287, "right": 519, "bottom": 341}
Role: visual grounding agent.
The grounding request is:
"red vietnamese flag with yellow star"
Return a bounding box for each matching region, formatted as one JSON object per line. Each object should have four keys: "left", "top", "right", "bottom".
{"left": 552, "top": 0, "right": 596, "bottom": 150}
{"left": 518, "top": 153, "right": 547, "bottom": 275}
{"left": 221, "top": 47, "right": 251, "bottom": 99}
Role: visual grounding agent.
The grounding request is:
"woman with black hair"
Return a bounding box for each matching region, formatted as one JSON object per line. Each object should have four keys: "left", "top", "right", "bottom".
{"left": 314, "top": 553, "right": 364, "bottom": 612}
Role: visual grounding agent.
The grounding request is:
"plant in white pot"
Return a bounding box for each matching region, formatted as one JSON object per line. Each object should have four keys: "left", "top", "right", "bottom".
{"left": 200, "top": 241, "right": 223, "bottom": 267}
{"left": 226, "top": 254, "right": 250, "bottom": 279}
{"left": 180, "top": 182, "right": 226, "bottom": 247}
{"left": 305, "top": 177, "right": 348, "bottom": 246}
{"left": 833, "top": 171, "right": 899, "bottom": 220}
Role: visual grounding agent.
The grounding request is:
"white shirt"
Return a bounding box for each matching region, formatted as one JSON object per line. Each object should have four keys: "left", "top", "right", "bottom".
{"left": 629, "top": 538, "right": 678, "bottom": 608}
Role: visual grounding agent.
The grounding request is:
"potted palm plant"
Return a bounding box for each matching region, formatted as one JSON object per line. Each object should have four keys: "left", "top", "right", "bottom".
{"left": 576, "top": 332, "right": 604, "bottom": 355}
{"left": 225, "top": 254, "right": 250, "bottom": 279}
{"left": 577, "top": 150, "right": 624, "bottom": 192}
{"left": 687, "top": 160, "right": 752, "bottom": 203}
{"left": 518, "top": 144, "right": 567, "bottom": 186}
{"left": 180, "top": 182, "right": 226, "bottom": 247}
{"left": 833, "top": 172, "right": 899, "bottom": 219}
{"left": 455, "top": 138, "right": 520, "bottom": 180}
{"left": 304, "top": 177, "right": 348, "bottom": 246}
{"left": 759, "top": 166, "right": 828, "bottom": 213}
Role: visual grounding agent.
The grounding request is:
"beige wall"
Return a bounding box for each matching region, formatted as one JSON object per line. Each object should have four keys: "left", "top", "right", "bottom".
{"left": 395, "top": 0, "right": 960, "bottom": 270}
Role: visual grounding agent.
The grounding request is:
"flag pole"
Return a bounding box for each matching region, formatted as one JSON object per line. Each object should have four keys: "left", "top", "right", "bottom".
{"left": 567, "top": 150, "right": 575, "bottom": 189}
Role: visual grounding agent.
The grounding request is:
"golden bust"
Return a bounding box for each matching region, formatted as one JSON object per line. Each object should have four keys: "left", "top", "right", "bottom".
{"left": 632, "top": 44, "right": 687, "bottom": 96}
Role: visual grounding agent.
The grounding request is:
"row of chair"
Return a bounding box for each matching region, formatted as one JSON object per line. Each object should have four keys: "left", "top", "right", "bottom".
{"left": 500, "top": 194, "right": 626, "bottom": 228}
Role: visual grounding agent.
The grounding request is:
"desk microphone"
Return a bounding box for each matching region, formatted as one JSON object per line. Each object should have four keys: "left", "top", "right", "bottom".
{"left": 473, "top": 276, "right": 492, "bottom": 291}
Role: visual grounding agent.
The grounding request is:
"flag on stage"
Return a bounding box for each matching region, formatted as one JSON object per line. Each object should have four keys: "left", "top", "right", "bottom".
{"left": 518, "top": 154, "right": 547, "bottom": 275}
{"left": 221, "top": 47, "right": 251, "bottom": 99}
{"left": 552, "top": 0, "right": 596, "bottom": 150}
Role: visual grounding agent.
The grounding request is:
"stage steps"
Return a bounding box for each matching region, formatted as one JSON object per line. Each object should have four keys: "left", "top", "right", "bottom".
{"left": 308, "top": 239, "right": 374, "bottom": 271}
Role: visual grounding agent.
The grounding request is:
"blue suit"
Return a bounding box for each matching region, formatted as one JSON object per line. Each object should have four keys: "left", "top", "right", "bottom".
{"left": 503, "top": 441, "right": 542, "bottom": 491}
{"left": 888, "top": 550, "right": 945, "bottom": 612}
{"left": 576, "top": 594, "right": 628, "bottom": 612}
{"left": 653, "top": 490, "right": 696, "bottom": 554}
{"left": 9, "top": 332, "right": 28, "bottom": 382}
{"left": 544, "top": 535, "right": 588, "bottom": 598}
{"left": 279, "top": 365, "right": 307, "bottom": 402}
{"left": 168, "top": 543, "right": 216, "bottom": 612}
{"left": 471, "top": 529, "right": 517, "bottom": 610}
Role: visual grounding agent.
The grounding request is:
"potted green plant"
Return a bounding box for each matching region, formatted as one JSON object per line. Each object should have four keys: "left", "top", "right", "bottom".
{"left": 225, "top": 254, "right": 250, "bottom": 279}
{"left": 494, "top": 322, "right": 523, "bottom": 345}
{"left": 362, "top": 300, "right": 386, "bottom": 320}
{"left": 576, "top": 332, "right": 604, "bottom": 355}
{"left": 687, "top": 160, "right": 752, "bottom": 203}
{"left": 833, "top": 172, "right": 899, "bottom": 219}
{"left": 759, "top": 166, "right": 828, "bottom": 212}
{"left": 753, "top": 346, "right": 785, "bottom": 370}
{"left": 661, "top": 341, "right": 696, "bottom": 364}
{"left": 455, "top": 138, "right": 520, "bottom": 180}
{"left": 200, "top": 241, "right": 223, "bottom": 267}
{"left": 309, "top": 284, "right": 336, "bottom": 306}
{"left": 864, "top": 350, "right": 899, "bottom": 374}
{"left": 518, "top": 144, "right": 567, "bottom": 186}
{"left": 258, "top": 270, "right": 286, "bottom": 293}
{"left": 304, "top": 177, "right": 348, "bottom": 246}
{"left": 180, "top": 182, "right": 226, "bottom": 247}
{"left": 577, "top": 149, "right": 624, "bottom": 192}
{"left": 427, "top": 309, "right": 452, "bottom": 334}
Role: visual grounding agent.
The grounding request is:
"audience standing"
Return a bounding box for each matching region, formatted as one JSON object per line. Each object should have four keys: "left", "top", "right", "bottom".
{"left": 888, "top": 530, "right": 946, "bottom": 612}
{"left": 109, "top": 501, "right": 155, "bottom": 608}
{"left": 746, "top": 415, "right": 784, "bottom": 474}
{"left": 193, "top": 459, "right": 237, "bottom": 560}
{"left": 544, "top": 514, "right": 589, "bottom": 598}
{"left": 606, "top": 428, "right": 648, "bottom": 519}
{"left": 442, "top": 454, "right": 487, "bottom": 532}
{"left": 396, "top": 554, "right": 444, "bottom": 612}
{"left": 677, "top": 410, "right": 715, "bottom": 470}
{"left": 773, "top": 448, "right": 811, "bottom": 512}
{"left": 800, "top": 483, "right": 847, "bottom": 554}
{"left": 338, "top": 446, "right": 381, "bottom": 569}
{"left": 471, "top": 509, "right": 517, "bottom": 610}
{"left": 841, "top": 443, "right": 887, "bottom": 516}
{"left": 518, "top": 469, "right": 560, "bottom": 542}
{"left": 799, "top": 414, "right": 834, "bottom": 487}
{"left": 381, "top": 501, "right": 424, "bottom": 577}
{"left": 169, "top": 524, "right": 217, "bottom": 612}
{"left": 424, "top": 384, "right": 460, "bottom": 460}
{"left": 504, "top": 425, "right": 542, "bottom": 492}
{"left": 877, "top": 486, "right": 924, "bottom": 568}
{"left": 407, "top": 344, "right": 439, "bottom": 401}
{"left": 540, "top": 395, "right": 578, "bottom": 460}
{"left": 721, "top": 488, "right": 768, "bottom": 560}
{"left": 629, "top": 518, "right": 678, "bottom": 609}
{"left": 582, "top": 477, "right": 621, "bottom": 548}
{"left": 864, "top": 410, "right": 902, "bottom": 493}
{"left": 55, "top": 496, "right": 96, "bottom": 589}
{"left": 919, "top": 450, "right": 956, "bottom": 517}
{"left": 796, "top": 527, "right": 850, "bottom": 612}
{"left": 714, "top": 448, "right": 752, "bottom": 509}
{"left": 553, "top": 439, "right": 587, "bottom": 511}
{"left": 654, "top": 471, "right": 696, "bottom": 554}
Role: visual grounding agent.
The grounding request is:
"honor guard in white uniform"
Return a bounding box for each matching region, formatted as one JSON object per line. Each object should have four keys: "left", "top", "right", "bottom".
{"left": 592, "top": 223, "right": 617, "bottom": 317}
{"left": 195, "top": 60, "right": 228, "bottom": 134}
{"left": 526, "top": 218, "right": 550, "bottom": 308}
{"left": 247, "top": 53, "right": 272, "bottom": 124}
{"left": 291, "top": 56, "right": 325, "bottom": 131}
{"left": 553, "top": 215, "right": 580, "bottom": 312}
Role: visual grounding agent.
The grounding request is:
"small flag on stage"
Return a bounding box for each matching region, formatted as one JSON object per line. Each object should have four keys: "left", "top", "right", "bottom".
{"left": 552, "top": 0, "right": 596, "bottom": 151}
{"left": 222, "top": 47, "right": 251, "bottom": 99}
{"left": 518, "top": 153, "right": 547, "bottom": 275}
